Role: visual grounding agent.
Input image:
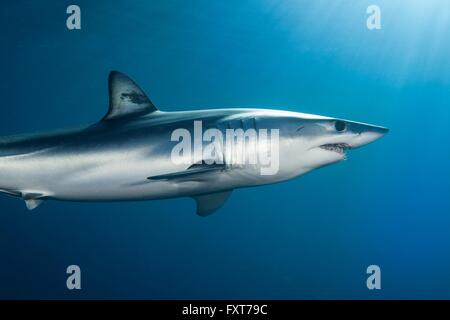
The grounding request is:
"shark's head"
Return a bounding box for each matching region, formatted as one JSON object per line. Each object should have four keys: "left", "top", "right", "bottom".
{"left": 262, "top": 111, "right": 389, "bottom": 176}
{"left": 301, "top": 118, "right": 387, "bottom": 163}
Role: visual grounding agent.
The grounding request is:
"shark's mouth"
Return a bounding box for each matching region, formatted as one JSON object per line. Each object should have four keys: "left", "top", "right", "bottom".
{"left": 319, "top": 143, "right": 351, "bottom": 155}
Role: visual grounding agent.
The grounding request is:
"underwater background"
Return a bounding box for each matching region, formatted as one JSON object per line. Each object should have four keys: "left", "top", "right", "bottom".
{"left": 1, "top": 0, "right": 449, "bottom": 299}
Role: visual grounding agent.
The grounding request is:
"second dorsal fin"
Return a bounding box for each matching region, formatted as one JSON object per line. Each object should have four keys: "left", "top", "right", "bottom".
{"left": 103, "top": 71, "right": 158, "bottom": 121}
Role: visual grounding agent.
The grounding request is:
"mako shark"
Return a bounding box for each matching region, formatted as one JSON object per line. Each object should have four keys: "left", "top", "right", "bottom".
{"left": 0, "top": 71, "right": 388, "bottom": 215}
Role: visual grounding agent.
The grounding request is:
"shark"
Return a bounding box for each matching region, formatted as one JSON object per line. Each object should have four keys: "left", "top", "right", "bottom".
{"left": 0, "top": 71, "right": 388, "bottom": 215}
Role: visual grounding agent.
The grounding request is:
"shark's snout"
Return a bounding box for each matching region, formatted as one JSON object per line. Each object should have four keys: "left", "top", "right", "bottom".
{"left": 349, "top": 123, "right": 389, "bottom": 148}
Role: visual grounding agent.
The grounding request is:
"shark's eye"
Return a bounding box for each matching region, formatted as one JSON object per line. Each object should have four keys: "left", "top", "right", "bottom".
{"left": 334, "top": 121, "right": 346, "bottom": 132}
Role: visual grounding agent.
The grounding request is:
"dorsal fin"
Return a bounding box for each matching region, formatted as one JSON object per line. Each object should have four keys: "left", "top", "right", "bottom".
{"left": 103, "top": 71, "right": 158, "bottom": 121}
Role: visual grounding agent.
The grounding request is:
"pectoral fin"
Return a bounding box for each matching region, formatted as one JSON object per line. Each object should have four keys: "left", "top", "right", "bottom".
{"left": 148, "top": 161, "right": 226, "bottom": 181}
{"left": 193, "top": 190, "right": 232, "bottom": 217}
{"left": 0, "top": 188, "right": 21, "bottom": 198}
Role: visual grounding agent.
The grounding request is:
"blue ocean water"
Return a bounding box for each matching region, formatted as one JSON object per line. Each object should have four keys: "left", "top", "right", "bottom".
{"left": 0, "top": 0, "right": 449, "bottom": 299}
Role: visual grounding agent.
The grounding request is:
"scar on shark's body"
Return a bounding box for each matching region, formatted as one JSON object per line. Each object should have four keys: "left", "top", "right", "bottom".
{"left": 120, "top": 91, "right": 147, "bottom": 104}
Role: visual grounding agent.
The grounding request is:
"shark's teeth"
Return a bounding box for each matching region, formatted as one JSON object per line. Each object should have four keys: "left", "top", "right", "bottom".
{"left": 319, "top": 143, "right": 350, "bottom": 155}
